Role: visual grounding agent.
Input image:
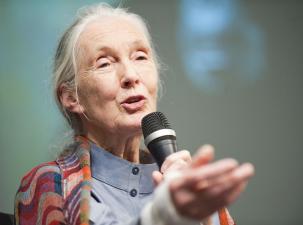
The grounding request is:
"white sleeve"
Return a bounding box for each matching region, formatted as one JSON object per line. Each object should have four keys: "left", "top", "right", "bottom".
{"left": 140, "top": 172, "right": 201, "bottom": 225}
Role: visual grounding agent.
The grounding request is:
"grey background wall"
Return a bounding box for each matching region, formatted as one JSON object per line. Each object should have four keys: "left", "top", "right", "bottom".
{"left": 0, "top": 0, "right": 302, "bottom": 224}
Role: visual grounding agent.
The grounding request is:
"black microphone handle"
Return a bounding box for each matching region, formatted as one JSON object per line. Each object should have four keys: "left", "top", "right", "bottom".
{"left": 147, "top": 138, "right": 177, "bottom": 168}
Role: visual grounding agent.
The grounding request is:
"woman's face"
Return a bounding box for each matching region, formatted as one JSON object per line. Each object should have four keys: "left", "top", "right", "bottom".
{"left": 76, "top": 17, "right": 158, "bottom": 135}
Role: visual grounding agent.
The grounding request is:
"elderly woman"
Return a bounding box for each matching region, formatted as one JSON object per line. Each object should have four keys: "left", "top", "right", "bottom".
{"left": 15, "top": 3, "right": 254, "bottom": 225}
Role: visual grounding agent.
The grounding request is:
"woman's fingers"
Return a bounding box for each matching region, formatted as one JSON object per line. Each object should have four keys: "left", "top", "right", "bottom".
{"left": 165, "top": 159, "right": 189, "bottom": 173}
{"left": 169, "top": 160, "right": 255, "bottom": 220}
{"left": 160, "top": 145, "right": 214, "bottom": 174}
{"left": 190, "top": 162, "right": 254, "bottom": 212}
{"left": 152, "top": 171, "right": 163, "bottom": 186}
{"left": 184, "top": 158, "right": 239, "bottom": 188}
{"left": 191, "top": 145, "right": 215, "bottom": 168}
{"left": 203, "top": 163, "right": 255, "bottom": 199}
{"left": 161, "top": 150, "right": 192, "bottom": 173}
{"left": 221, "top": 163, "right": 254, "bottom": 205}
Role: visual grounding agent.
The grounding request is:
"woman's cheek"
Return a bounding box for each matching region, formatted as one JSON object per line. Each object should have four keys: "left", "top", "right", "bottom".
{"left": 140, "top": 66, "right": 158, "bottom": 90}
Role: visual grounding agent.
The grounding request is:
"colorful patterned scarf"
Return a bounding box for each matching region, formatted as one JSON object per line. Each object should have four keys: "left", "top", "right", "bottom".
{"left": 15, "top": 136, "right": 235, "bottom": 225}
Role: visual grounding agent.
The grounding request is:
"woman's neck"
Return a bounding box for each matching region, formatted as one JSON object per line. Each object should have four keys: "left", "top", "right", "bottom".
{"left": 85, "top": 127, "right": 142, "bottom": 163}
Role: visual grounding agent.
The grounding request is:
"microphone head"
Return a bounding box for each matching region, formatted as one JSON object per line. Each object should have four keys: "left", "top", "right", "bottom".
{"left": 141, "top": 112, "right": 171, "bottom": 138}
{"left": 141, "top": 112, "right": 177, "bottom": 167}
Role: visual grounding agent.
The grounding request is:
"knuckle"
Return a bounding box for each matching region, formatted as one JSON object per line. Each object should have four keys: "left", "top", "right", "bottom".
{"left": 176, "top": 160, "right": 188, "bottom": 169}
{"left": 164, "top": 155, "right": 174, "bottom": 164}
{"left": 179, "top": 150, "right": 192, "bottom": 161}
{"left": 184, "top": 150, "right": 192, "bottom": 159}
{"left": 173, "top": 158, "right": 184, "bottom": 166}
{"left": 225, "top": 158, "right": 239, "bottom": 167}
{"left": 230, "top": 171, "right": 241, "bottom": 183}
{"left": 162, "top": 156, "right": 174, "bottom": 168}
{"left": 219, "top": 158, "right": 238, "bottom": 169}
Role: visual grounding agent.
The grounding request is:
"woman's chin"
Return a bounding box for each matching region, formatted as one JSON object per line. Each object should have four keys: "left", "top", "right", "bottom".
{"left": 117, "top": 123, "right": 142, "bottom": 138}
{"left": 116, "top": 110, "right": 155, "bottom": 135}
{"left": 123, "top": 114, "right": 146, "bottom": 132}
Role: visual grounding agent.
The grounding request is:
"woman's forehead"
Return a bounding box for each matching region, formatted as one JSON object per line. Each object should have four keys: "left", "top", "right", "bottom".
{"left": 78, "top": 17, "right": 150, "bottom": 51}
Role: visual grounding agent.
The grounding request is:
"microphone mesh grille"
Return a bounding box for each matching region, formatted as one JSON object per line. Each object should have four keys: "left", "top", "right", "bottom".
{"left": 141, "top": 112, "right": 171, "bottom": 138}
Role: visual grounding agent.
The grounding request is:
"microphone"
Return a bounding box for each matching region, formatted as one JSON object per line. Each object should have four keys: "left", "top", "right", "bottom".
{"left": 141, "top": 112, "right": 177, "bottom": 167}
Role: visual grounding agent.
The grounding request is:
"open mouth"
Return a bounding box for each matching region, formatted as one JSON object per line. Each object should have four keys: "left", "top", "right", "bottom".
{"left": 121, "top": 95, "right": 146, "bottom": 112}
{"left": 124, "top": 96, "right": 145, "bottom": 103}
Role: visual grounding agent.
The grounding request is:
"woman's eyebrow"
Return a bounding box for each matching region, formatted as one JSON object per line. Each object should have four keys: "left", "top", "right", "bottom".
{"left": 94, "top": 46, "right": 119, "bottom": 59}
{"left": 94, "top": 39, "right": 150, "bottom": 58}
{"left": 131, "top": 40, "right": 150, "bottom": 49}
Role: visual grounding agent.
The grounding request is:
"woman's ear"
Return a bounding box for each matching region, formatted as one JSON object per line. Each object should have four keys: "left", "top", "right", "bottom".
{"left": 59, "top": 84, "right": 84, "bottom": 114}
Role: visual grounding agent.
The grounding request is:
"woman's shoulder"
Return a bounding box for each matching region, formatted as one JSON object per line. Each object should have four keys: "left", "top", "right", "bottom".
{"left": 15, "top": 141, "right": 88, "bottom": 225}
{"left": 17, "top": 141, "right": 87, "bottom": 195}
{"left": 16, "top": 160, "right": 62, "bottom": 197}
{"left": 15, "top": 161, "right": 65, "bottom": 225}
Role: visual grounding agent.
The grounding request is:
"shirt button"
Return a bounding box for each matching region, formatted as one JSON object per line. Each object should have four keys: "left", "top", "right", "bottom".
{"left": 132, "top": 167, "right": 139, "bottom": 175}
{"left": 130, "top": 189, "right": 137, "bottom": 197}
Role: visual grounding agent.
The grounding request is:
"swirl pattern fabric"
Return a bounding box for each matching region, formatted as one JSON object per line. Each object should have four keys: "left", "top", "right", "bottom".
{"left": 15, "top": 136, "right": 92, "bottom": 225}
{"left": 14, "top": 136, "right": 235, "bottom": 225}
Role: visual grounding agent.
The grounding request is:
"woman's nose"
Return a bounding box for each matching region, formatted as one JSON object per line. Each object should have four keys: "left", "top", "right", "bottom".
{"left": 121, "top": 62, "right": 140, "bottom": 88}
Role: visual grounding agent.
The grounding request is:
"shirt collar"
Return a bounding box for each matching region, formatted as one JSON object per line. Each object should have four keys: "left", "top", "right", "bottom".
{"left": 90, "top": 142, "right": 159, "bottom": 194}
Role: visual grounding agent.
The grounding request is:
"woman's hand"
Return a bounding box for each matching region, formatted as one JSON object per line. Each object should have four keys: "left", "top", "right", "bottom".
{"left": 152, "top": 150, "right": 193, "bottom": 185}
{"left": 169, "top": 145, "right": 255, "bottom": 220}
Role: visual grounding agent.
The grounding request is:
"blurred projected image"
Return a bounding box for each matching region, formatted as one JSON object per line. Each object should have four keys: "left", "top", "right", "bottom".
{"left": 177, "top": 0, "right": 265, "bottom": 93}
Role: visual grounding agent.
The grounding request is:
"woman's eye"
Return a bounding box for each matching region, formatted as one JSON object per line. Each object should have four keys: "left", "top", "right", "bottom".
{"left": 96, "top": 57, "right": 111, "bottom": 68}
{"left": 100, "top": 62, "right": 110, "bottom": 68}
{"left": 137, "top": 55, "right": 147, "bottom": 60}
{"left": 135, "top": 51, "right": 148, "bottom": 61}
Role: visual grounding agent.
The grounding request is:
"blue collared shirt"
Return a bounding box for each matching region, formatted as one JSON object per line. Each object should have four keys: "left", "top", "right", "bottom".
{"left": 89, "top": 143, "right": 159, "bottom": 225}
{"left": 89, "top": 143, "right": 220, "bottom": 225}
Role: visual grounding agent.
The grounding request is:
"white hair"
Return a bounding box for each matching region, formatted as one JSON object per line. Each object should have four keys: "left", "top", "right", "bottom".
{"left": 53, "top": 3, "right": 162, "bottom": 134}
